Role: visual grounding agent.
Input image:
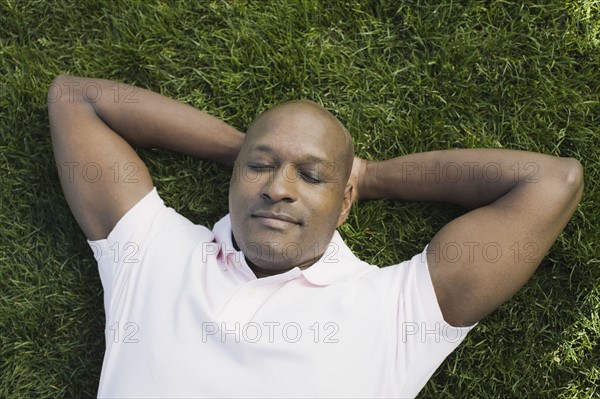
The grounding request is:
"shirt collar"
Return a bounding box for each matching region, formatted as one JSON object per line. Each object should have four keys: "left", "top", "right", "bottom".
{"left": 212, "top": 214, "right": 375, "bottom": 286}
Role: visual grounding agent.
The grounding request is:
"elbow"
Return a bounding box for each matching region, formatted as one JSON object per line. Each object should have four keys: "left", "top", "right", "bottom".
{"left": 563, "top": 157, "right": 584, "bottom": 193}
{"left": 557, "top": 157, "right": 584, "bottom": 205}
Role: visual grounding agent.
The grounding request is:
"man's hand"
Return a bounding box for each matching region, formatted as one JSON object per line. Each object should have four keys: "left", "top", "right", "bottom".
{"left": 348, "top": 156, "right": 368, "bottom": 204}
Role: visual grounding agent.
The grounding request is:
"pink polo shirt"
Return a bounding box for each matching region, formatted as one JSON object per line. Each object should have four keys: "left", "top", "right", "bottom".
{"left": 89, "top": 188, "right": 475, "bottom": 398}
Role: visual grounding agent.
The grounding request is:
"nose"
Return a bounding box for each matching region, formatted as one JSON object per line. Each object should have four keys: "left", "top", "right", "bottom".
{"left": 261, "top": 165, "right": 298, "bottom": 203}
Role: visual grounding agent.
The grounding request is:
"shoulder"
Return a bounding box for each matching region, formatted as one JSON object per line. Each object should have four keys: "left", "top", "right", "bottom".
{"left": 89, "top": 187, "right": 214, "bottom": 254}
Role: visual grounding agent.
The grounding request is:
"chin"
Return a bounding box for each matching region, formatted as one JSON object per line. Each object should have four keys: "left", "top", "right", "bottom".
{"left": 243, "top": 245, "right": 297, "bottom": 268}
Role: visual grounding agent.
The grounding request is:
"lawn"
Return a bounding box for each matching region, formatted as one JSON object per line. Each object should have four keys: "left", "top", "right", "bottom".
{"left": 1, "top": 0, "right": 599, "bottom": 397}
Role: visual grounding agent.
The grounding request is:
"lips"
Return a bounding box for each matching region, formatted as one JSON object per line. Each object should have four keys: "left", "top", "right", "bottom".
{"left": 251, "top": 210, "right": 302, "bottom": 227}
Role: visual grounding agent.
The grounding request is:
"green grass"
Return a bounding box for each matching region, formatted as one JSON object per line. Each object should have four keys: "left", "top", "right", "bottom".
{"left": 1, "top": 0, "right": 599, "bottom": 397}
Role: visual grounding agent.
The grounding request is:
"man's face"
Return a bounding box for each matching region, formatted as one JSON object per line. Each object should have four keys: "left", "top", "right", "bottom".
{"left": 228, "top": 102, "right": 352, "bottom": 274}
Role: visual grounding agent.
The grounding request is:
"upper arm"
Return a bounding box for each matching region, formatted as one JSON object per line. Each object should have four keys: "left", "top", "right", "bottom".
{"left": 427, "top": 158, "right": 583, "bottom": 327}
{"left": 49, "top": 75, "right": 153, "bottom": 240}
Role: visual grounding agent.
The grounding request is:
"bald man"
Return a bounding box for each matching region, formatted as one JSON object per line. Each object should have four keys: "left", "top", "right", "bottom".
{"left": 229, "top": 100, "right": 356, "bottom": 276}
{"left": 49, "top": 75, "right": 583, "bottom": 398}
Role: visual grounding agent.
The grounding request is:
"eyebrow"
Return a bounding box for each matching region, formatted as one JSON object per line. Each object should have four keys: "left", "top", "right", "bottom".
{"left": 252, "top": 144, "right": 328, "bottom": 164}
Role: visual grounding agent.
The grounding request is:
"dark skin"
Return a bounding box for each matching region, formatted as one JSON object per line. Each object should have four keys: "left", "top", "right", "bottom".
{"left": 49, "top": 74, "right": 583, "bottom": 327}
{"left": 229, "top": 101, "right": 355, "bottom": 276}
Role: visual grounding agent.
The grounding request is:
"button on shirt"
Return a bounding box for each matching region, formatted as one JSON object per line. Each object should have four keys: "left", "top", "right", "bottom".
{"left": 88, "top": 188, "right": 475, "bottom": 398}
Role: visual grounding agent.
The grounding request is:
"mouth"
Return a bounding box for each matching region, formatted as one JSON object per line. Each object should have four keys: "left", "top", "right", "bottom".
{"left": 251, "top": 210, "right": 302, "bottom": 230}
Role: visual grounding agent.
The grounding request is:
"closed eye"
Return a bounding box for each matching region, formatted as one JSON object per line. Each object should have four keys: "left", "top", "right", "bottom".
{"left": 300, "top": 172, "right": 321, "bottom": 184}
{"left": 247, "top": 163, "right": 275, "bottom": 171}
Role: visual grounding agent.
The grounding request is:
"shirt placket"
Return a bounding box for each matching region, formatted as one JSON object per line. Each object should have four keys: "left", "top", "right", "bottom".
{"left": 218, "top": 264, "right": 301, "bottom": 326}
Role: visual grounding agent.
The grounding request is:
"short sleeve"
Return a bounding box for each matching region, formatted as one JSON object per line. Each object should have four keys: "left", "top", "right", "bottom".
{"left": 86, "top": 188, "right": 166, "bottom": 314}
{"left": 374, "top": 247, "right": 476, "bottom": 396}
{"left": 402, "top": 246, "right": 477, "bottom": 334}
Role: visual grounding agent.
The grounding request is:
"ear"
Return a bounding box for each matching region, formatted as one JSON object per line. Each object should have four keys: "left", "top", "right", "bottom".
{"left": 336, "top": 183, "right": 354, "bottom": 227}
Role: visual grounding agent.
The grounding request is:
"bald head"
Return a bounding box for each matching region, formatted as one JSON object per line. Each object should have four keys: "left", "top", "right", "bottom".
{"left": 229, "top": 100, "right": 356, "bottom": 272}
{"left": 245, "top": 100, "right": 354, "bottom": 184}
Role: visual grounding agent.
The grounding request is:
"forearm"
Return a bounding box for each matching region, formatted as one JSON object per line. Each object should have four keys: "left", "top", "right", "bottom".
{"left": 49, "top": 74, "right": 245, "bottom": 167}
{"left": 361, "top": 149, "right": 577, "bottom": 208}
